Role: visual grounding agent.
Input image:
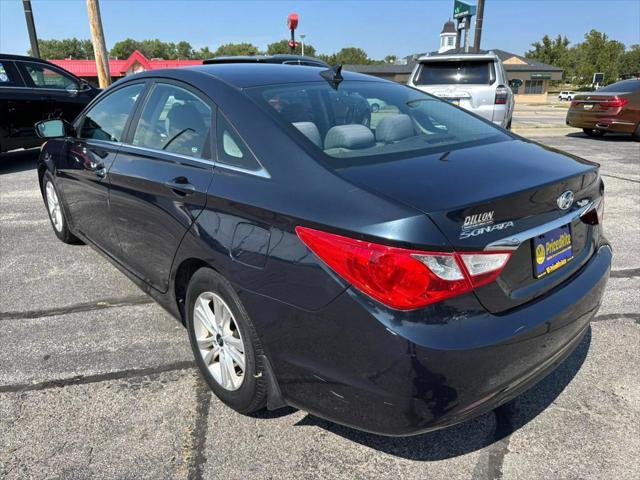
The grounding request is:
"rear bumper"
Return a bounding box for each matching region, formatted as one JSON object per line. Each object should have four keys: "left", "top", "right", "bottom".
{"left": 240, "top": 244, "right": 611, "bottom": 436}
{"left": 566, "top": 112, "right": 636, "bottom": 133}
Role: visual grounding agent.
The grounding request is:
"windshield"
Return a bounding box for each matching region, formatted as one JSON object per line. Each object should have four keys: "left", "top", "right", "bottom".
{"left": 414, "top": 60, "right": 495, "bottom": 85}
{"left": 598, "top": 79, "right": 640, "bottom": 93}
{"left": 247, "top": 80, "right": 508, "bottom": 164}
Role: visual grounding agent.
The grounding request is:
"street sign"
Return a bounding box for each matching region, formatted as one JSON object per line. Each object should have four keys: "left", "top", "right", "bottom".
{"left": 287, "top": 13, "right": 299, "bottom": 30}
{"left": 531, "top": 73, "right": 552, "bottom": 80}
{"left": 454, "top": 0, "right": 476, "bottom": 18}
{"left": 593, "top": 72, "right": 604, "bottom": 84}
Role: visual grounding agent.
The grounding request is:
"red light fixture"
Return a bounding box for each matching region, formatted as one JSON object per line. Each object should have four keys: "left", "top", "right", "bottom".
{"left": 296, "top": 226, "right": 512, "bottom": 310}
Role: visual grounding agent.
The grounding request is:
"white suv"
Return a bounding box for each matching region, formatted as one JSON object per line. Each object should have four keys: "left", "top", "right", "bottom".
{"left": 407, "top": 51, "right": 516, "bottom": 129}
{"left": 558, "top": 91, "right": 577, "bottom": 101}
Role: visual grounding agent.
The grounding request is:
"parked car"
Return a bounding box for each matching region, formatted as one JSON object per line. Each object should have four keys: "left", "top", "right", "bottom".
{"left": 367, "top": 97, "right": 387, "bottom": 112}
{"left": 566, "top": 79, "right": 640, "bottom": 140}
{"left": 0, "top": 53, "right": 99, "bottom": 154}
{"left": 35, "top": 63, "right": 610, "bottom": 436}
{"left": 204, "top": 54, "right": 328, "bottom": 68}
{"left": 407, "top": 50, "right": 517, "bottom": 129}
{"left": 558, "top": 91, "right": 577, "bottom": 101}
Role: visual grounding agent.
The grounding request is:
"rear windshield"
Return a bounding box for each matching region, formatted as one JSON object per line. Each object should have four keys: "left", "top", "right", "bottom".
{"left": 414, "top": 60, "right": 495, "bottom": 85}
{"left": 598, "top": 79, "right": 640, "bottom": 93}
{"left": 247, "top": 80, "right": 508, "bottom": 165}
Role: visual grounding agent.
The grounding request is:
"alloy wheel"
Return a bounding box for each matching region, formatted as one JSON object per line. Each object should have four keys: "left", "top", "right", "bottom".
{"left": 193, "top": 291, "right": 246, "bottom": 391}
{"left": 45, "top": 181, "right": 64, "bottom": 232}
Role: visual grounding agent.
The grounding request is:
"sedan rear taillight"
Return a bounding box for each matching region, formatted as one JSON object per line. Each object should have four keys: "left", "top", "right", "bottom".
{"left": 495, "top": 85, "right": 509, "bottom": 105}
{"left": 296, "top": 226, "right": 512, "bottom": 310}
{"left": 598, "top": 97, "right": 629, "bottom": 109}
{"left": 580, "top": 197, "right": 605, "bottom": 225}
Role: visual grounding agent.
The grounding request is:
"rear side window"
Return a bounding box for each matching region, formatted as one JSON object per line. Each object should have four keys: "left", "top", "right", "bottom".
{"left": 415, "top": 61, "right": 494, "bottom": 85}
{"left": 132, "top": 83, "right": 212, "bottom": 158}
{"left": 0, "top": 61, "right": 21, "bottom": 87}
{"left": 216, "top": 111, "right": 262, "bottom": 171}
{"left": 22, "top": 62, "right": 79, "bottom": 90}
{"left": 80, "top": 84, "right": 144, "bottom": 142}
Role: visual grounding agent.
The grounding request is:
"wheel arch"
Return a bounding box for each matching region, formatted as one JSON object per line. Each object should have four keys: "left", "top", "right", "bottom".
{"left": 173, "top": 257, "right": 213, "bottom": 324}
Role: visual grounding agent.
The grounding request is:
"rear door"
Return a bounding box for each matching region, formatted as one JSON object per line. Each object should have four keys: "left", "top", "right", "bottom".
{"left": 108, "top": 80, "right": 214, "bottom": 292}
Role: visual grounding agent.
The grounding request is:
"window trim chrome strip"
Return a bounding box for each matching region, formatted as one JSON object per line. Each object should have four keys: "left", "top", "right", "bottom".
{"left": 484, "top": 201, "right": 594, "bottom": 251}
{"left": 116, "top": 143, "right": 271, "bottom": 178}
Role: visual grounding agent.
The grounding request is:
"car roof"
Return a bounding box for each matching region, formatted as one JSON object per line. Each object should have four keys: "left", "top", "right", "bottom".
{"left": 0, "top": 53, "right": 53, "bottom": 63}
{"left": 203, "top": 54, "right": 328, "bottom": 66}
{"left": 167, "top": 63, "right": 387, "bottom": 89}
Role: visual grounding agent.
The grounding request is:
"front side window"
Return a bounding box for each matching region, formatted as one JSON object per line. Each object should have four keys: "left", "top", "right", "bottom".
{"left": 23, "top": 62, "right": 79, "bottom": 90}
{"left": 248, "top": 80, "right": 508, "bottom": 165}
{"left": 80, "top": 84, "right": 144, "bottom": 142}
{"left": 415, "top": 60, "right": 494, "bottom": 85}
{"left": 132, "top": 83, "right": 212, "bottom": 158}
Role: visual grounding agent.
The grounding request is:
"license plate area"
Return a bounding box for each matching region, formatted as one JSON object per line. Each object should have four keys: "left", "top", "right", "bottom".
{"left": 532, "top": 224, "right": 574, "bottom": 278}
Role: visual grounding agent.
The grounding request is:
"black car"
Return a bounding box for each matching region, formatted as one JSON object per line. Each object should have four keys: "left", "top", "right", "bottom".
{"left": 0, "top": 53, "right": 98, "bottom": 154}
{"left": 203, "top": 54, "right": 328, "bottom": 67}
{"left": 35, "top": 64, "right": 611, "bottom": 436}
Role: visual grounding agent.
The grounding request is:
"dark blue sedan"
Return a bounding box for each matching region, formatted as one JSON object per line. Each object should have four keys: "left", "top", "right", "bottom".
{"left": 35, "top": 63, "right": 611, "bottom": 436}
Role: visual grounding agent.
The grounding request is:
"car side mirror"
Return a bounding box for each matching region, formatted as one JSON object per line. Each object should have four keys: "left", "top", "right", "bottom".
{"left": 509, "top": 79, "right": 523, "bottom": 90}
{"left": 35, "top": 119, "right": 72, "bottom": 139}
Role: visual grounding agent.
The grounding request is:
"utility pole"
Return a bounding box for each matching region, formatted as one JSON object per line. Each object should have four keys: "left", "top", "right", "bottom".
{"left": 300, "top": 33, "right": 306, "bottom": 57}
{"left": 86, "top": 0, "right": 111, "bottom": 88}
{"left": 473, "top": 0, "right": 485, "bottom": 52}
{"left": 22, "top": 0, "right": 40, "bottom": 58}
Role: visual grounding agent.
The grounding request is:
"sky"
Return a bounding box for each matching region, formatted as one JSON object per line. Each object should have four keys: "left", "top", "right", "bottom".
{"left": 1, "top": 0, "right": 639, "bottom": 59}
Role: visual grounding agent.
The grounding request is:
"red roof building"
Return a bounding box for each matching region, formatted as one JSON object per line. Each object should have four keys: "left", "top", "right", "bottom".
{"left": 49, "top": 50, "right": 202, "bottom": 85}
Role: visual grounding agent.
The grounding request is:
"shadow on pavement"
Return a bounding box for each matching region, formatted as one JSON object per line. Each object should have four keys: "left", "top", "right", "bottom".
{"left": 0, "top": 149, "right": 40, "bottom": 175}
{"left": 284, "top": 327, "right": 592, "bottom": 461}
{"left": 567, "top": 132, "right": 635, "bottom": 142}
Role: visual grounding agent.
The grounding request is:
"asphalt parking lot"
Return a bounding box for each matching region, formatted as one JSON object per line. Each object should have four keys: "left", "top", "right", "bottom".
{"left": 1, "top": 127, "right": 639, "bottom": 479}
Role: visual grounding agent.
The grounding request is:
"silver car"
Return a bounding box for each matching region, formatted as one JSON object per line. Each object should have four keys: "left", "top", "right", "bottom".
{"left": 407, "top": 51, "right": 516, "bottom": 129}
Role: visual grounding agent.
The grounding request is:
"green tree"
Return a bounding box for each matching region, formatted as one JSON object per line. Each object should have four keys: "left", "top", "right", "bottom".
{"left": 176, "top": 41, "right": 194, "bottom": 59}
{"left": 31, "top": 38, "right": 94, "bottom": 59}
{"left": 266, "top": 39, "right": 316, "bottom": 57}
{"left": 384, "top": 55, "right": 397, "bottom": 64}
{"left": 139, "top": 39, "right": 177, "bottom": 59}
{"left": 194, "top": 46, "right": 215, "bottom": 60}
{"left": 525, "top": 34, "right": 575, "bottom": 79}
{"left": 620, "top": 44, "right": 640, "bottom": 79}
{"left": 213, "top": 43, "right": 259, "bottom": 57}
{"left": 332, "top": 47, "right": 369, "bottom": 65}
{"left": 110, "top": 38, "right": 141, "bottom": 59}
{"left": 574, "top": 30, "right": 625, "bottom": 85}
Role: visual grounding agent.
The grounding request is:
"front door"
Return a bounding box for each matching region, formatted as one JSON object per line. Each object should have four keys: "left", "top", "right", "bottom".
{"left": 0, "top": 60, "right": 42, "bottom": 151}
{"left": 17, "top": 61, "right": 94, "bottom": 124}
{"left": 58, "top": 82, "right": 146, "bottom": 256}
{"left": 108, "top": 81, "right": 214, "bottom": 292}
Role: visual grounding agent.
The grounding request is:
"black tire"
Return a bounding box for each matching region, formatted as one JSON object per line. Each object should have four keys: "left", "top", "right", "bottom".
{"left": 505, "top": 119, "right": 512, "bottom": 130}
{"left": 186, "top": 267, "right": 267, "bottom": 414}
{"left": 370, "top": 103, "right": 380, "bottom": 113}
{"left": 633, "top": 123, "right": 640, "bottom": 142}
{"left": 42, "top": 171, "right": 81, "bottom": 244}
{"left": 583, "top": 128, "right": 605, "bottom": 138}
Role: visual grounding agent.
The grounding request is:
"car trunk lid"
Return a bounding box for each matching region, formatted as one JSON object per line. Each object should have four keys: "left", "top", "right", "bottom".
{"left": 335, "top": 139, "right": 602, "bottom": 313}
